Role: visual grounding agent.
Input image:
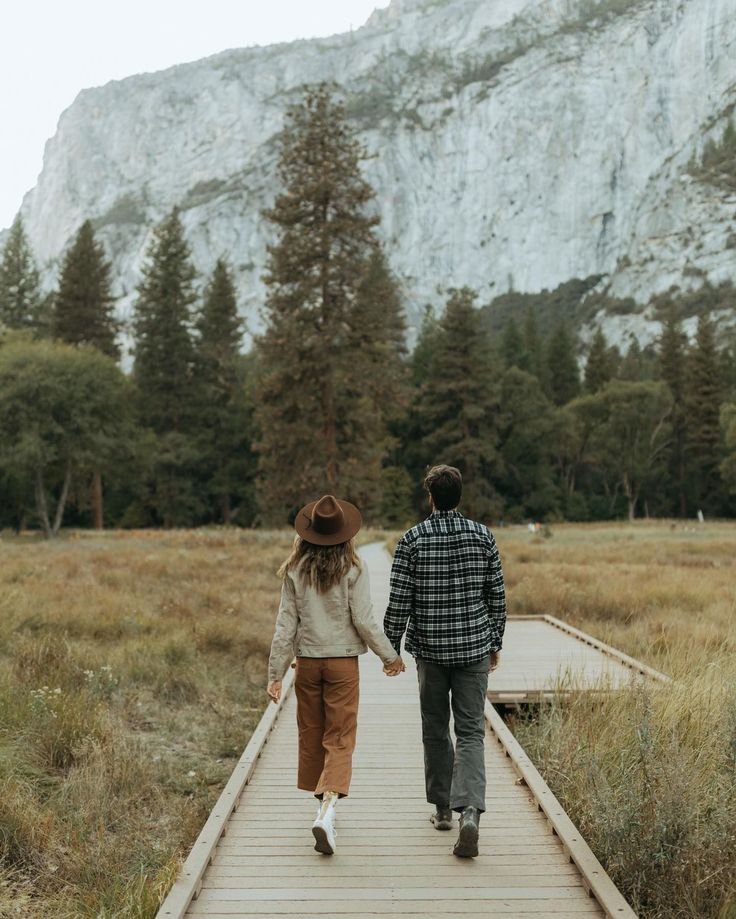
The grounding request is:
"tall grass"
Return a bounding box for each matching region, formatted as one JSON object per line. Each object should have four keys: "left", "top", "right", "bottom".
{"left": 0, "top": 528, "right": 293, "bottom": 917}
{"left": 495, "top": 522, "right": 736, "bottom": 919}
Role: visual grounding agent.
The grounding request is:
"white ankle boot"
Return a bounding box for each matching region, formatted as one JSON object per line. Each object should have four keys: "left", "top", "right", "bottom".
{"left": 312, "top": 791, "right": 338, "bottom": 854}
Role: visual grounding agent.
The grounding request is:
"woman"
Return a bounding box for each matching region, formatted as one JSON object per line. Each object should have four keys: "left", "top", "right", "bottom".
{"left": 266, "top": 494, "right": 403, "bottom": 855}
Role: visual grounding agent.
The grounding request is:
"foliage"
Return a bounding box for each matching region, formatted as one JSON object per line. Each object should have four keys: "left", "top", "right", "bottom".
{"left": 694, "top": 119, "right": 736, "bottom": 193}
{"left": 0, "top": 339, "right": 131, "bottom": 536}
{"left": 255, "top": 83, "right": 405, "bottom": 525}
{"left": 412, "top": 288, "right": 502, "bottom": 521}
{"left": 53, "top": 220, "right": 120, "bottom": 359}
{"left": 0, "top": 215, "right": 43, "bottom": 333}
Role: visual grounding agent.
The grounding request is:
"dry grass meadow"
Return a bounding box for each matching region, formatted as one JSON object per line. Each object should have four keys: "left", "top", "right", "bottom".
{"left": 0, "top": 521, "right": 734, "bottom": 917}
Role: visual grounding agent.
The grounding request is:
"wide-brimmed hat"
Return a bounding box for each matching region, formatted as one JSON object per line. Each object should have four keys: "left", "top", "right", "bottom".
{"left": 294, "top": 494, "right": 362, "bottom": 546}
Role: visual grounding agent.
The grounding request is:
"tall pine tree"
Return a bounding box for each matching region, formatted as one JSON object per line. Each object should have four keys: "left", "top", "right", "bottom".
{"left": 522, "top": 307, "right": 545, "bottom": 384}
{"left": 685, "top": 312, "right": 722, "bottom": 514}
{"left": 132, "top": 209, "right": 202, "bottom": 526}
{"left": 501, "top": 317, "right": 529, "bottom": 371}
{"left": 0, "top": 215, "right": 42, "bottom": 331}
{"left": 585, "top": 328, "right": 614, "bottom": 393}
{"left": 194, "top": 258, "right": 255, "bottom": 524}
{"left": 546, "top": 321, "right": 580, "bottom": 405}
{"left": 53, "top": 220, "right": 120, "bottom": 359}
{"left": 414, "top": 288, "right": 501, "bottom": 521}
{"left": 658, "top": 303, "right": 688, "bottom": 515}
{"left": 133, "top": 209, "right": 197, "bottom": 432}
{"left": 255, "top": 83, "right": 405, "bottom": 524}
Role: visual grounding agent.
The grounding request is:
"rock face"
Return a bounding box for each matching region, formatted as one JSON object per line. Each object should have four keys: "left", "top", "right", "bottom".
{"left": 11, "top": 0, "right": 736, "bottom": 347}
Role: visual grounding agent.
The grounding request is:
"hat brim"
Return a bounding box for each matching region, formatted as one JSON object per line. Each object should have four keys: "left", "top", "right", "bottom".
{"left": 294, "top": 498, "right": 363, "bottom": 546}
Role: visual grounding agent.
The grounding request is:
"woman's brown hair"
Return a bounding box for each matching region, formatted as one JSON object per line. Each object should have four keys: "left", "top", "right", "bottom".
{"left": 278, "top": 535, "right": 361, "bottom": 593}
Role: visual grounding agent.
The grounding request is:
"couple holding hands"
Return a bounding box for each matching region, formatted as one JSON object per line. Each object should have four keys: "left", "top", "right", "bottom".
{"left": 267, "top": 464, "right": 507, "bottom": 858}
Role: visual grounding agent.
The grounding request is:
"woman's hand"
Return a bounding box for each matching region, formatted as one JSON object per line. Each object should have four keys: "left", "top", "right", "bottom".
{"left": 383, "top": 656, "right": 405, "bottom": 676}
{"left": 266, "top": 680, "right": 282, "bottom": 703}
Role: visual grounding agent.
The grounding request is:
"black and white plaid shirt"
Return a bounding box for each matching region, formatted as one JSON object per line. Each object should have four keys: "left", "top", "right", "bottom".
{"left": 383, "top": 509, "right": 506, "bottom": 666}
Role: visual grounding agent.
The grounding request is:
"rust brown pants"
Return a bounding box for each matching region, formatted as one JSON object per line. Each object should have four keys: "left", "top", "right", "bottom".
{"left": 294, "top": 656, "right": 360, "bottom": 798}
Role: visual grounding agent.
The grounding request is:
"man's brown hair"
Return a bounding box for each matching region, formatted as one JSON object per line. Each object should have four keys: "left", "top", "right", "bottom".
{"left": 423, "top": 464, "right": 462, "bottom": 511}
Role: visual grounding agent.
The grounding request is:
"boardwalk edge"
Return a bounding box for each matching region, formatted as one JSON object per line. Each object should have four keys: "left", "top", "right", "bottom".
{"left": 485, "top": 699, "right": 639, "bottom": 919}
{"left": 154, "top": 664, "right": 296, "bottom": 919}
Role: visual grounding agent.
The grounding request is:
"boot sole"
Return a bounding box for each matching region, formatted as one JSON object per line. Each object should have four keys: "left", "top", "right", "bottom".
{"left": 453, "top": 821, "right": 479, "bottom": 858}
{"left": 430, "top": 816, "right": 453, "bottom": 831}
{"left": 312, "top": 823, "right": 335, "bottom": 855}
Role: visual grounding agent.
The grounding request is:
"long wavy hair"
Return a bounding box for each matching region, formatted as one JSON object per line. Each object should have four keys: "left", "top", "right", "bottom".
{"left": 278, "top": 535, "right": 361, "bottom": 593}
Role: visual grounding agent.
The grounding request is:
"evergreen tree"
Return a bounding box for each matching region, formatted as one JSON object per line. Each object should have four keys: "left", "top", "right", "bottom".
{"left": 0, "top": 215, "right": 42, "bottom": 331}
{"left": 132, "top": 209, "right": 203, "bottom": 526}
{"left": 546, "top": 320, "right": 580, "bottom": 405}
{"left": 414, "top": 288, "right": 501, "bottom": 521}
{"left": 522, "top": 307, "right": 545, "bottom": 384}
{"left": 53, "top": 220, "right": 119, "bottom": 359}
{"left": 255, "top": 83, "right": 404, "bottom": 524}
{"left": 685, "top": 312, "right": 723, "bottom": 514}
{"left": 585, "top": 328, "right": 614, "bottom": 393}
{"left": 618, "top": 337, "right": 655, "bottom": 381}
{"left": 501, "top": 317, "right": 529, "bottom": 371}
{"left": 194, "top": 258, "right": 255, "bottom": 524}
{"left": 410, "top": 305, "right": 440, "bottom": 387}
{"left": 658, "top": 303, "right": 688, "bottom": 515}
{"left": 132, "top": 208, "right": 197, "bottom": 432}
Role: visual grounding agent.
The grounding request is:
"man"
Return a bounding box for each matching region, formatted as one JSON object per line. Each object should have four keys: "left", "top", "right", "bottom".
{"left": 383, "top": 464, "right": 506, "bottom": 858}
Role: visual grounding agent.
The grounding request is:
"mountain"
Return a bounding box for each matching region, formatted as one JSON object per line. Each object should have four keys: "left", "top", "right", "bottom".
{"left": 8, "top": 0, "right": 736, "bottom": 348}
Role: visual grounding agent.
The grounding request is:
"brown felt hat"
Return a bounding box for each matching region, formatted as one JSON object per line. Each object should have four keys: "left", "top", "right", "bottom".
{"left": 294, "top": 494, "right": 362, "bottom": 546}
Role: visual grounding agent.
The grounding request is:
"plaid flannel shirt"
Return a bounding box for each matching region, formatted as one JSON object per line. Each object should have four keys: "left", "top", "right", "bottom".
{"left": 383, "top": 509, "right": 506, "bottom": 667}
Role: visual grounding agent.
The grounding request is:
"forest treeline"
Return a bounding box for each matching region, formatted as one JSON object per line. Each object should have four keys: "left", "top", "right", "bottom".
{"left": 1, "top": 83, "right": 735, "bottom": 534}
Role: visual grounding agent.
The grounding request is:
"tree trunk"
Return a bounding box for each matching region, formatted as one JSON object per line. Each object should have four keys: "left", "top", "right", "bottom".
{"left": 220, "top": 493, "right": 231, "bottom": 525}
{"left": 623, "top": 472, "right": 637, "bottom": 522}
{"left": 35, "top": 470, "right": 52, "bottom": 538}
{"left": 52, "top": 462, "right": 73, "bottom": 536}
{"left": 92, "top": 469, "right": 104, "bottom": 530}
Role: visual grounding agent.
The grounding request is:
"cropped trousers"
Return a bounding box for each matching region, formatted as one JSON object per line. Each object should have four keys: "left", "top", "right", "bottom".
{"left": 294, "top": 656, "right": 360, "bottom": 798}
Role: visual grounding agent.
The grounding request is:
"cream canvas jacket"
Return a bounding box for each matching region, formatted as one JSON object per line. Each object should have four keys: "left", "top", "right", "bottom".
{"left": 267, "top": 561, "right": 398, "bottom": 682}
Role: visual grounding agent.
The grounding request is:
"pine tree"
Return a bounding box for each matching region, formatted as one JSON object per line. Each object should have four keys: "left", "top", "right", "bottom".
{"left": 339, "top": 248, "right": 408, "bottom": 513}
{"left": 501, "top": 317, "right": 529, "bottom": 371}
{"left": 522, "top": 307, "right": 545, "bottom": 384}
{"left": 585, "top": 328, "right": 614, "bottom": 393}
{"left": 546, "top": 321, "right": 580, "bottom": 405}
{"left": 194, "top": 258, "right": 254, "bottom": 524}
{"left": 658, "top": 303, "right": 688, "bottom": 515}
{"left": 132, "top": 209, "right": 197, "bottom": 432}
{"left": 255, "top": 83, "right": 404, "bottom": 524}
{"left": 0, "top": 215, "right": 42, "bottom": 331}
{"left": 132, "top": 209, "right": 203, "bottom": 526}
{"left": 414, "top": 288, "right": 501, "bottom": 521}
{"left": 53, "top": 220, "right": 119, "bottom": 359}
{"left": 685, "top": 312, "right": 723, "bottom": 514}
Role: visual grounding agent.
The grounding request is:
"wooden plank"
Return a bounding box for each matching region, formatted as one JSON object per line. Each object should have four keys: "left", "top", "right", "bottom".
{"left": 155, "top": 665, "right": 296, "bottom": 918}
{"left": 154, "top": 542, "right": 644, "bottom": 919}
{"left": 484, "top": 701, "right": 636, "bottom": 919}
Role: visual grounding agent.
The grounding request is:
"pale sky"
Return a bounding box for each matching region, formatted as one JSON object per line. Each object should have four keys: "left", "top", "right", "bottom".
{"left": 0, "top": 0, "right": 390, "bottom": 230}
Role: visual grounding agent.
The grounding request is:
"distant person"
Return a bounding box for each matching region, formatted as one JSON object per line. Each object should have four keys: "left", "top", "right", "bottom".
{"left": 266, "top": 494, "right": 404, "bottom": 856}
{"left": 384, "top": 464, "right": 506, "bottom": 858}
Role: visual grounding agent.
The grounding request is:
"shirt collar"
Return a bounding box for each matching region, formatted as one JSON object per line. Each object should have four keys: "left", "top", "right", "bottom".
{"left": 431, "top": 508, "right": 462, "bottom": 517}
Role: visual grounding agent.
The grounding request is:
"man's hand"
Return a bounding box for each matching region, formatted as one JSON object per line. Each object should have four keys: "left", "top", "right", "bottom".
{"left": 266, "top": 680, "right": 282, "bottom": 703}
{"left": 383, "top": 656, "right": 405, "bottom": 676}
{"left": 489, "top": 651, "right": 500, "bottom": 673}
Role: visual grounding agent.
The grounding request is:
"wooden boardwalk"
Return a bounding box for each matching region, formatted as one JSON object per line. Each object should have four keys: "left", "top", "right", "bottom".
{"left": 489, "top": 615, "right": 669, "bottom": 703}
{"left": 157, "top": 543, "right": 637, "bottom": 919}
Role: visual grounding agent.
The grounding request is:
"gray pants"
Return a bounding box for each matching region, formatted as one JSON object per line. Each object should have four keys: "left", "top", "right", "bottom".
{"left": 416, "top": 656, "right": 489, "bottom": 813}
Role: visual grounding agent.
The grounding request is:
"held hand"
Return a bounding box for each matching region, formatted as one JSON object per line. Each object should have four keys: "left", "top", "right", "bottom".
{"left": 266, "top": 680, "right": 282, "bottom": 703}
{"left": 383, "top": 656, "right": 405, "bottom": 677}
{"left": 489, "top": 651, "right": 500, "bottom": 673}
